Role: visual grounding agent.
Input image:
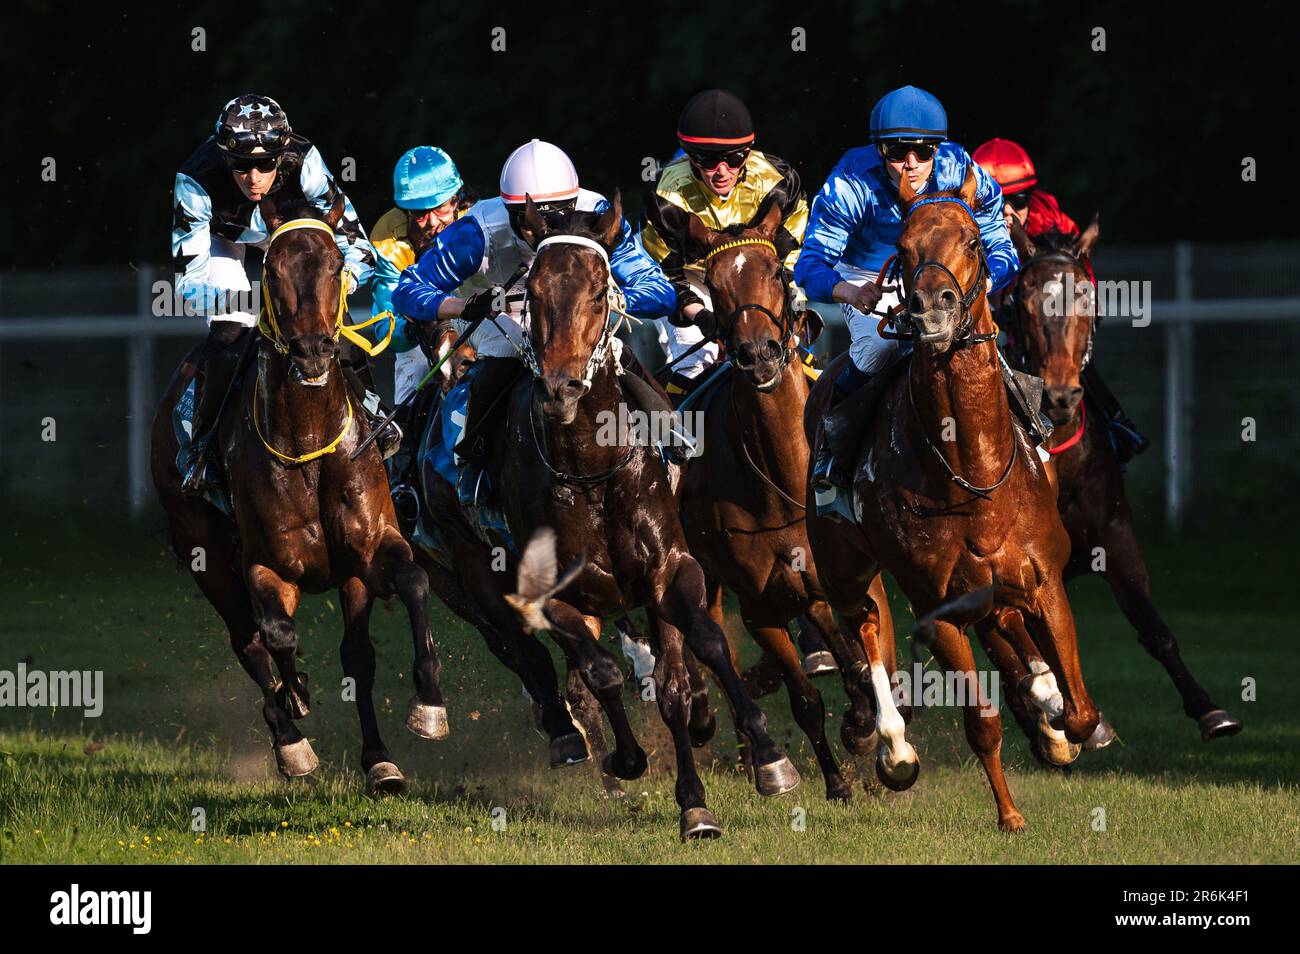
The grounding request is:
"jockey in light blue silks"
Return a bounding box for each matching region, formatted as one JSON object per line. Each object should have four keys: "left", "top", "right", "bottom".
{"left": 392, "top": 139, "right": 676, "bottom": 505}
{"left": 794, "top": 86, "right": 1019, "bottom": 510}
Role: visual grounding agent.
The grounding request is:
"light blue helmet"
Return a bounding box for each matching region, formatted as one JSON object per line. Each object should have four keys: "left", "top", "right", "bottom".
{"left": 393, "top": 146, "right": 463, "bottom": 210}
{"left": 869, "top": 86, "right": 948, "bottom": 142}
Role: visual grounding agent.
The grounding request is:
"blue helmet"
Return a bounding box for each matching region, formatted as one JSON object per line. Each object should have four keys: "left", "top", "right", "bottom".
{"left": 393, "top": 146, "right": 463, "bottom": 210}
{"left": 869, "top": 86, "right": 948, "bottom": 142}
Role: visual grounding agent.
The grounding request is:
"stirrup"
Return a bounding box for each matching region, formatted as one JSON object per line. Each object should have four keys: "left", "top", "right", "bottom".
{"left": 181, "top": 437, "right": 214, "bottom": 495}
{"left": 456, "top": 465, "right": 491, "bottom": 507}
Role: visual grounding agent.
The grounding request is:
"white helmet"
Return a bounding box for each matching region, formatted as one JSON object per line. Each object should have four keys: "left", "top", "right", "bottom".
{"left": 499, "top": 139, "right": 579, "bottom": 205}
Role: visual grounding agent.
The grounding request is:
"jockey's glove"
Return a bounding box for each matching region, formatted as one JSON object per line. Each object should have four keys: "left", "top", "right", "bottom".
{"left": 693, "top": 308, "right": 719, "bottom": 340}
{"left": 459, "top": 288, "right": 498, "bottom": 326}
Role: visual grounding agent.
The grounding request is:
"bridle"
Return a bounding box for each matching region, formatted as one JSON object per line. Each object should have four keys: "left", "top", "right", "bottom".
{"left": 874, "top": 196, "right": 996, "bottom": 350}
{"left": 515, "top": 234, "right": 635, "bottom": 393}
{"left": 705, "top": 237, "right": 799, "bottom": 370}
{"left": 257, "top": 217, "right": 395, "bottom": 359}
{"left": 1008, "top": 251, "right": 1096, "bottom": 374}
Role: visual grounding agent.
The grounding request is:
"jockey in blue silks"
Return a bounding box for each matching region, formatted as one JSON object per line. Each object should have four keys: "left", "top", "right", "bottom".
{"left": 392, "top": 139, "right": 676, "bottom": 505}
{"left": 794, "top": 86, "right": 1019, "bottom": 504}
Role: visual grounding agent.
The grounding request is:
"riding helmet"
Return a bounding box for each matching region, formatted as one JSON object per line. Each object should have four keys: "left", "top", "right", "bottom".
{"left": 869, "top": 86, "right": 947, "bottom": 142}
{"left": 973, "top": 138, "right": 1038, "bottom": 195}
{"left": 214, "top": 94, "right": 292, "bottom": 157}
{"left": 677, "top": 89, "right": 756, "bottom": 152}
{"left": 394, "top": 146, "right": 464, "bottom": 210}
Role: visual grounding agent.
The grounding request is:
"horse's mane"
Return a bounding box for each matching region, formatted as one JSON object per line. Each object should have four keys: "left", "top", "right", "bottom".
{"left": 264, "top": 197, "right": 325, "bottom": 224}
{"left": 1029, "top": 228, "right": 1077, "bottom": 257}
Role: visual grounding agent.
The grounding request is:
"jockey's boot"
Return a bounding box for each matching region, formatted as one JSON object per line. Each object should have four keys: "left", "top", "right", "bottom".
{"left": 339, "top": 346, "right": 401, "bottom": 461}
{"left": 812, "top": 361, "right": 873, "bottom": 498}
{"left": 1082, "top": 362, "right": 1149, "bottom": 464}
{"left": 455, "top": 356, "right": 525, "bottom": 507}
{"left": 181, "top": 321, "right": 247, "bottom": 496}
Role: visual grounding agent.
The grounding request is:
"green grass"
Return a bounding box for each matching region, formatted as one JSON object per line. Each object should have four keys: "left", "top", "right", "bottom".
{"left": 1, "top": 508, "right": 1297, "bottom": 863}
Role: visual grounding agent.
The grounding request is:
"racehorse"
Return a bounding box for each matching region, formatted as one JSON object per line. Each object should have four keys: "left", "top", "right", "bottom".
{"left": 1002, "top": 217, "right": 1242, "bottom": 743}
{"left": 805, "top": 168, "right": 1100, "bottom": 831}
{"left": 676, "top": 203, "right": 897, "bottom": 801}
{"left": 151, "top": 197, "right": 448, "bottom": 795}
{"left": 477, "top": 193, "right": 799, "bottom": 839}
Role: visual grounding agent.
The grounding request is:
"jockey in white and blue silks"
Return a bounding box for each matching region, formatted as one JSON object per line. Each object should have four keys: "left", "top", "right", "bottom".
{"left": 392, "top": 139, "right": 676, "bottom": 505}
{"left": 794, "top": 86, "right": 1019, "bottom": 501}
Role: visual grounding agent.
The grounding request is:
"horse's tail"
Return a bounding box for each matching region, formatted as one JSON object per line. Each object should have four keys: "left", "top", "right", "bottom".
{"left": 911, "top": 581, "right": 999, "bottom": 648}
{"left": 504, "top": 527, "right": 587, "bottom": 634}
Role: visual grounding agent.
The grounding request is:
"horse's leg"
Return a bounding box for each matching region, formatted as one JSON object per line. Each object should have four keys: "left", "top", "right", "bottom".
{"left": 542, "top": 597, "right": 647, "bottom": 781}
{"left": 246, "top": 564, "right": 317, "bottom": 777}
{"left": 972, "top": 615, "right": 1041, "bottom": 750}
{"left": 993, "top": 608, "right": 1083, "bottom": 765}
{"left": 867, "top": 575, "right": 911, "bottom": 723}
{"left": 845, "top": 602, "right": 919, "bottom": 791}
{"left": 745, "top": 612, "right": 852, "bottom": 802}
{"left": 1022, "top": 581, "right": 1101, "bottom": 745}
{"left": 682, "top": 649, "right": 718, "bottom": 747}
{"left": 648, "top": 608, "right": 722, "bottom": 840}
{"left": 563, "top": 663, "right": 624, "bottom": 797}
{"left": 929, "top": 619, "right": 1024, "bottom": 832}
{"left": 803, "top": 598, "right": 878, "bottom": 754}
{"left": 1099, "top": 519, "right": 1241, "bottom": 740}
{"left": 338, "top": 577, "right": 404, "bottom": 795}
{"left": 657, "top": 553, "right": 798, "bottom": 796}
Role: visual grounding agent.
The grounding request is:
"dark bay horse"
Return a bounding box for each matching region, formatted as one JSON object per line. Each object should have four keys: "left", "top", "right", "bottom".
{"left": 805, "top": 168, "right": 1100, "bottom": 831}
{"left": 1004, "top": 217, "right": 1242, "bottom": 742}
{"left": 676, "top": 203, "right": 895, "bottom": 801}
{"left": 482, "top": 194, "right": 798, "bottom": 839}
{"left": 151, "top": 197, "right": 448, "bottom": 794}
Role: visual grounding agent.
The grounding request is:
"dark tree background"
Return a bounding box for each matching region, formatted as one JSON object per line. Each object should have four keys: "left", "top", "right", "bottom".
{"left": 2, "top": 0, "right": 1293, "bottom": 271}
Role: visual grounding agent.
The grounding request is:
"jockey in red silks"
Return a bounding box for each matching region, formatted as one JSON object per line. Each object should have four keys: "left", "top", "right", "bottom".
{"left": 974, "top": 138, "right": 1149, "bottom": 463}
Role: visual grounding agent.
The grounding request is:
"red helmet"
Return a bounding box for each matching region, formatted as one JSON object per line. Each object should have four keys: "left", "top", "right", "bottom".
{"left": 973, "top": 138, "right": 1037, "bottom": 195}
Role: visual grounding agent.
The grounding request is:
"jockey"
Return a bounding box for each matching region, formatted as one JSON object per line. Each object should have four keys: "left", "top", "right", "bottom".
{"left": 794, "top": 86, "right": 1020, "bottom": 502}
{"left": 392, "top": 139, "right": 676, "bottom": 505}
{"left": 370, "top": 146, "right": 475, "bottom": 405}
{"left": 173, "top": 93, "right": 378, "bottom": 494}
{"left": 974, "top": 138, "right": 1148, "bottom": 462}
{"left": 638, "top": 89, "right": 810, "bottom": 397}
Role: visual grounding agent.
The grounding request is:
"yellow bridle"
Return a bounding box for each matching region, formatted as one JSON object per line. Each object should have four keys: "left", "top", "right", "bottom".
{"left": 253, "top": 217, "right": 375, "bottom": 466}
{"left": 257, "top": 217, "right": 394, "bottom": 358}
{"left": 703, "top": 237, "right": 778, "bottom": 263}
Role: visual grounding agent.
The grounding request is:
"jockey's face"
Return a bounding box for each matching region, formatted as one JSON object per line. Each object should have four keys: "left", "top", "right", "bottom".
{"left": 688, "top": 147, "right": 749, "bottom": 198}
{"left": 229, "top": 161, "right": 279, "bottom": 202}
{"left": 882, "top": 146, "right": 935, "bottom": 194}
{"left": 405, "top": 197, "right": 458, "bottom": 251}
{"left": 1003, "top": 190, "right": 1031, "bottom": 229}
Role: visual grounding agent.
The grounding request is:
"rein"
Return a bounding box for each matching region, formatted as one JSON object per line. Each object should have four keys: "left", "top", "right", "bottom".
{"left": 257, "top": 218, "right": 395, "bottom": 359}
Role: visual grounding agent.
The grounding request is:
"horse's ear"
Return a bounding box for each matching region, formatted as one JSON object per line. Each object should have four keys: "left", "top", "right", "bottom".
{"left": 1072, "top": 212, "right": 1101, "bottom": 260}
{"left": 753, "top": 198, "right": 783, "bottom": 240}
{"left": 259, "top": 196, "right": 283, "bottom": 234}
{"left": 324, "top": 194, "right": 346, "bottom": 231}
{"left": 595, "top": 190, "right": 623, "bottom": 252}
{"left": 1009, "top": 215, "right": 1038, "bottom": 262}
{"left": 958, "top": 164, "right": 980, "bottom": 210}
{"left": 516, "top": 195, "right": 547, "bottom": 248}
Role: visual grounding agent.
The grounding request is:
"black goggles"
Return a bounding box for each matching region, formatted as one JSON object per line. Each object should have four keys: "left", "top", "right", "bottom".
{"left": 879, "top": 140, "right": 939, "bottom": 162}
{"left": 686, "top": 146, "right": 750, "bottom": 170}
{"left": 1005, "top": 191, "right": 1032, "bottom": 211}
{"left": 226, "top": 154, "right": 282, "bottom": 174}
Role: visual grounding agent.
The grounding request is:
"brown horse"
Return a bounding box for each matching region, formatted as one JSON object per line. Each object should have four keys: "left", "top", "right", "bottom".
{"left": 676, "top": 203, "right": 897, "bottom": 800}
{"left": 805, "top": 168, "right": 1100, "bottom": 831}
{"left": 1003, "top": 217, "right": 1242, "bottom": 743}
{"left": 151, "top": 197, "right": 448, "bottom": 794}
{"left": 474, "top": 194, "right": 799, "bottom": 839}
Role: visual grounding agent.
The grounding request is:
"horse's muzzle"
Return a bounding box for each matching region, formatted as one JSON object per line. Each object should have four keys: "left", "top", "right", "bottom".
{"left": 535, "top": 373, "right": 584, "bottom": 424}
{"left": 1045, "top": 385, "right": 1084, "bottom": 424}
{"left": 733, "top": 339, "right": 785, "bottom": 391}
{"left": 289, "top": 334, "right": 337, "bottom": 386}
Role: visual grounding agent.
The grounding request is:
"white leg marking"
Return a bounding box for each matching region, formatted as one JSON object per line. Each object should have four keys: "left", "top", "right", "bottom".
{"left": 870, "top": 662, "right": 918, "bottom": 776}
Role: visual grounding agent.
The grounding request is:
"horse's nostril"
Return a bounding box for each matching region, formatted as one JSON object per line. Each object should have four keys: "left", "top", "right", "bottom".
{"left": 910, "top": 291, "right": 929, "bottom": 313}
{"left": 762, "top": 339, "right": 782, "bottom": 360}
{"left": 939, "top": 289, "right": 959, "bottom": 309}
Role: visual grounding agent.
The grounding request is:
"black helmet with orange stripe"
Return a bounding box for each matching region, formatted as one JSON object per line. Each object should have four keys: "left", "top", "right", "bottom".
{"left": 677, "top": 89, "right": 755, "bottom": 166}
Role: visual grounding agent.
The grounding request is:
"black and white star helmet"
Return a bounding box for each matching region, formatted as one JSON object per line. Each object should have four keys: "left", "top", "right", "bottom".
{"left": 214, "top": 94, "right": 292, "bottom": 158}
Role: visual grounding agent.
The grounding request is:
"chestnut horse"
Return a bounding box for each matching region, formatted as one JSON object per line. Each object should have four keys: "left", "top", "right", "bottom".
{"left": 479, "top": 194, "right": 798, "bottom": 839}
{"left": 676, "top": 203, "right": 896, "bottom": 801}
{"left": 805, "top": 168, "right": 1100, "bottom": 831}
{"left": 151, "top": 197, "right": 448, "bottom": 794}
{"left": 1002, "top": 218, "right": 1241, "bottom": 742}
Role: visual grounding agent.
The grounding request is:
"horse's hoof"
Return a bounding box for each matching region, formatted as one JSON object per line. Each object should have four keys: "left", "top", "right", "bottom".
{"left": 876, "top": 754, "right": 919, "bottom": 792}
{"left": 841, "top": 719, "right": 879, "bottom": 756}
{"left": 688, "top": 711, "right": 717, "bottom": 748}
{"left": 1198, "top": 708, "right": 1244, "bottom": 741}
{"left": 406, "top": 700, "right": 450, "bottom": 740}
{"left": 600, "top": 774, "right": 627, "bottom": 799}
{"left": 275, "top": 738, "right": 319, "bottom": 778}
{"left": 680, "top": 807, "right": 722, "bottom": 841}
{"left": 827, "top": 779, "right": 853, "bottom": 803}
{"left": 802, "top": 650, "right": 838, "bottom": 678}
{"left": 1037, "top": 712, "right": 1082, "bottom": 766}
{"left": 602, "top": 747, "right": 648, "bottom": 781}
{"left": 755, "top": 755, "right": 801, "bottom": 796}
{"left": 549, "top": 732, "right": 590, "bottom": 768}
{"left": 999, "top": 811, "right": 1027, "bottom": 833}
{"left": 366, "top": 761, "right": 406, "bottom": 797}
{"left": 1083, "top": 711, "right": 1118, "bottom": 750}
